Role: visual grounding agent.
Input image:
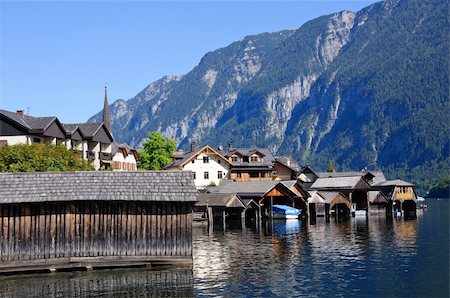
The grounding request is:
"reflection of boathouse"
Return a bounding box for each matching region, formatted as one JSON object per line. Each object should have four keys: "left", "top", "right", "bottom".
{"left": 0, "top": 171, "right": 197, "bottom": 274}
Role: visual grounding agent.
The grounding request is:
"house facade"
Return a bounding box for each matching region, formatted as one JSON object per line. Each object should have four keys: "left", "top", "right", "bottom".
{"left": 217, "top": 147, "right": 276, "bottom": 182}
{"left": 0, "top": 109, "right": 67, "bottom": 146}
{"left": 111, "top": 142, "right": 139, "bottom": 171}
{"left": 164, "top": 144, "right": 232, "bottom": 188}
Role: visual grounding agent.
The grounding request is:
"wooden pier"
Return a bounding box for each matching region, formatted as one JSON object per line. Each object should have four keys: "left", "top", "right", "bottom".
{"left": 0, "top": 171, "right": 197, "bottom": 274}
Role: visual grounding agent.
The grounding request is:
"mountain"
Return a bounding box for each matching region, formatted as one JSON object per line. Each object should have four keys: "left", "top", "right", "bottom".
{"left": 89, "top": 0, "right": 449, "bottom": 194}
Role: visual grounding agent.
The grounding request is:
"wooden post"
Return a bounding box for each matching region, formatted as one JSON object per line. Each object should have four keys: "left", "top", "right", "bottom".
{"left": 270, "top": 196, "right": 274, "bottom": 219}
{"left": 222, "top": 210, "right": 226, "bottom": 231}
{"left": 258, "top": 205, "right": 262, "bottom": 229}
{"left": 207, "top": 207, "right": 213, "bottom": 227}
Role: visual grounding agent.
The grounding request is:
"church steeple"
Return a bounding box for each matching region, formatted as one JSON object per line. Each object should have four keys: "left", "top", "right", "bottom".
{"left": 102, "top": 84, "right": 112, "bottom": 134}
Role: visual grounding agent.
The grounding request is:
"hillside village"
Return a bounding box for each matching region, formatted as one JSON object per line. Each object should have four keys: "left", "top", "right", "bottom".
{"left": 1, "top": 90, "right": 420, "bottom": 225}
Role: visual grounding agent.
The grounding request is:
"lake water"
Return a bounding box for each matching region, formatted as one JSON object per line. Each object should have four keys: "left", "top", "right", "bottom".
{"left": 0, "top": 199, "right": 448, "bottom": 297}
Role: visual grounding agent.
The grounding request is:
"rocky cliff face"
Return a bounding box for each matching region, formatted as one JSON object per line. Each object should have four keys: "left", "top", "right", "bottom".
{"left": 89, "top": 0, "right": 448, "bottom": 193}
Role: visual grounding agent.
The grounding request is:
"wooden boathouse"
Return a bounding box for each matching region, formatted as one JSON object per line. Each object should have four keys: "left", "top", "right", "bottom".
{"left": 0, "top": 171, "right": 197, "bottom": 274}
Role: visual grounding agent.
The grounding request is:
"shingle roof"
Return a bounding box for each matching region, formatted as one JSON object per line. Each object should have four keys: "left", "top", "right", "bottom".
{"left": 374, "top": 179, "right": 414, "bottom": 187}
{"left": 0, "top": 109, "right": 30, "bottom": 129}
{"left": 368, "top": 191, "right": 388, "bottom": 203}
{"left": 218, "top": 147, "right": 275, "bottom": 167}
{"left": 215, "top": 181, "right": 280, "bottom": 195}
{"left": 23, "top": 115, "right": 56, "bottom": 130}
{"left": 316, "top": 171, "right": 373, "bottom": 179}
{"left": 0, "top": 109, "right": 57, "bottom": 131}
{"left": 275, "top": 157, "right": 300, "bottom": 172}
{"left": 196, "top": 193, "right": 245, "bottom": 208}
{"left": 0, "top": 171, "right": 197, "bottom": 203}
{"left": 164, "top": 145, "right": 231, "bottom": 169}
{"left": 62, "top": 124, "right": 80, "bottom": 134}
{"left": 75, "top": 123, "right": 104, "bottom": 138}
{"left": 310, "top": 176, "right": 369, "bottom": 190}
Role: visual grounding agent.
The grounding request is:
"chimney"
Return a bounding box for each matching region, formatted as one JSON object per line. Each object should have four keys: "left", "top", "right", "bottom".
{"left": 191, "top": 142, "right": 196, "bottom": 152}
{"left": 286, "top": 158, "right": 291, "bottom": 167}
{"left": 16, "top": 110, "right": 24, "bottom": 117}
{"left": 228, "top": 142, "right": 233, "bottom": 150}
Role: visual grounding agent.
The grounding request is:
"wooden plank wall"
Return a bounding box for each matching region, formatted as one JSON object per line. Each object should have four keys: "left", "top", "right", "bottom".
{"left": 0, "top": 201, "right": 193, "bottom": 263}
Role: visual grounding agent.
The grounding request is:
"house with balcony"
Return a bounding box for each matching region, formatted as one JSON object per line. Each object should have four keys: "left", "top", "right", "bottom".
{"left": 64, "top": 122, "right": 114, "bottom": 170}
{"left": 0, "top": 109, "right": 67, "bottom": 147}
{"left": 217, "top": 147, "right": 276, "bottom": 182}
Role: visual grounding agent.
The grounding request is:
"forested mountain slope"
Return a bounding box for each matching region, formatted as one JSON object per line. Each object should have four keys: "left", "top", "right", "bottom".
{"left": 89, "top": 0, "right": 449, "bottom": 193}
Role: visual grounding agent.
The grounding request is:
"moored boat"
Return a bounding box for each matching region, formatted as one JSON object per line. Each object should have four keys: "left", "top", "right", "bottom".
{"left": 272, "top": 205, "right": 301, "bottom": 219}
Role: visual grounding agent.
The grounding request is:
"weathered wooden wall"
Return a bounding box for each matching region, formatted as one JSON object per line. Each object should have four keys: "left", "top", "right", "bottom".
{"left": 0, "top": 201, "right": 193, "bottom": 270}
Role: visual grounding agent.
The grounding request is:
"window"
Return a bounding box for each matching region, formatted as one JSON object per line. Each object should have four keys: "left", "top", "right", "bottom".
{"left": 217, "top": 160, "right": 221, "bottom": 164}
{"left": 204, "top": 172, "right": 209, "bottom": 179}
{"left": 203, "top": 156, "right": 209, "bottom": 163}
{"left": 231, "top": 156, "right": 238, "bottom": 162}
{"left": 250, "top": 156, "right": 258, "bottom": 162}
{"left": 192, "top": 159, "right": 195, "bottom": 163}
{"left": 400, "top": 186, "right": 408, "bottom": 193}
{"left": 237, "top": 172, "right": 242, "bottom": 178}
{"left": 218, "top": 171, "right": 223, "bottom": 179}
{"left": 193, "top": 172, "right": 196, "bottom": 180}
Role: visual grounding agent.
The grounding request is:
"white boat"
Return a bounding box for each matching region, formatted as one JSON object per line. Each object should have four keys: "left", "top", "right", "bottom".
{"left": 272, "top": 205, "right": 301, "bottom": 219}
{"left": 351, "top": 204, "right": 367, "bottom": 217}
{"left": 417, "top": 196, "right": 426, "bottom": 202}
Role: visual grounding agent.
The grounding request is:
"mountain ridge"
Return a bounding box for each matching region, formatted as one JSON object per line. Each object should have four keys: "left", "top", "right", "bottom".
{"left": 89, "top": 0, "right": 449, "bottom": 194}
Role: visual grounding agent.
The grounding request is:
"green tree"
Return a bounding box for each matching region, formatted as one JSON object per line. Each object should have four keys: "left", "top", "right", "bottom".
{"left": 0, "top": 143, "right": 93, "bottom": 172}
{"left": 139, "top": 132, "right": 176, "bottom": 170}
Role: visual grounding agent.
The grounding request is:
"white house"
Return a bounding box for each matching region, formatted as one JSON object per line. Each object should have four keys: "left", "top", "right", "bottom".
{"left": 111, "top": 142, "right": 139, "bottom": 171}
{"left": 164, "top": 144, "right": 232, "bottom": 188}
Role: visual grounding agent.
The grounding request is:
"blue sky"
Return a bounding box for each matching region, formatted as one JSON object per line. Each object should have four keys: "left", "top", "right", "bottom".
{"left": 0, "top": 0, "right": 375, "bottom": 123}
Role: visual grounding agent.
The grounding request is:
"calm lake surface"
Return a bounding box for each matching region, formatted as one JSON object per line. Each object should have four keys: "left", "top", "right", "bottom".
{"left": 0, "top": 199, "right": 448, "bottom": 297}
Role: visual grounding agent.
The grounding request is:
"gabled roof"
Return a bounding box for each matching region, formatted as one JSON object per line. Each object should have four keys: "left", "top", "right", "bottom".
{"left": 275, "top": 156, "right": 300, "bottom": 173}
{"left": 196, "top": 193, "right": 245, "bottom": 208}
{"left": 307, "top": 190, "right": 351, "bottom": 208}
{"left": 368, "top": 191, "right": 389, "bottom": 204}
{"left": 0, "top": 109, "right": 64, "bottom": 134}
{"left": 23, "top": 115, "right": 57, "bottom": 131}
{"left": 164, "top": 145, "right": 231, "bottom": 169}
{"left": 215, "top": 181, "right": 279, "bottom": 195}
{"left": 67, "top": 122, "right": 113, "bottom": 143}
{"left": 218, "top": 147, "right": 275, "bottom": 165}
{"left": 374, "top": 179, "right": 414, "bottom": 187}
{"left": 310, "top": 176, "right": 371, "bottom": 190}
{"left": 317, "top": 171, "right": 375, "bottom": 180}
{"left": 0, "top": 109, "right": 30, "bottom": 130}
{"left": 0, "top": 171, "right": 197, "bottom": 203}
{"left": 214, "top": 180, "right": 301, "bottom": 198}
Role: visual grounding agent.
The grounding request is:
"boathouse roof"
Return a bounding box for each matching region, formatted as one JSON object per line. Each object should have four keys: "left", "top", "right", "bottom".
{"left": 196, "top": 193, "right": 245, "bottom": 208}
{"left": 374, "top": 179, "right": 414, "bottom": 187}
{"left": 310, "top": 176, "right": 371, "bottom": 190}
{"left": 0, "top": 171, "right": 197, "bottom": 204}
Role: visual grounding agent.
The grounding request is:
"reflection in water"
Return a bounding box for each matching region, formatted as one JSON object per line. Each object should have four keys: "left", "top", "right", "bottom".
{"left": 0, "top": 268, "right": 193, "bottom": 297}
{"left": 0, "top": 200, "right": 448, "bottom": 297}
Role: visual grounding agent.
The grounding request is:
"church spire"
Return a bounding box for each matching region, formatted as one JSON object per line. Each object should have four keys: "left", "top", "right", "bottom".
{"left": 102, "top": 84, "right": 112, "bottom": 134}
